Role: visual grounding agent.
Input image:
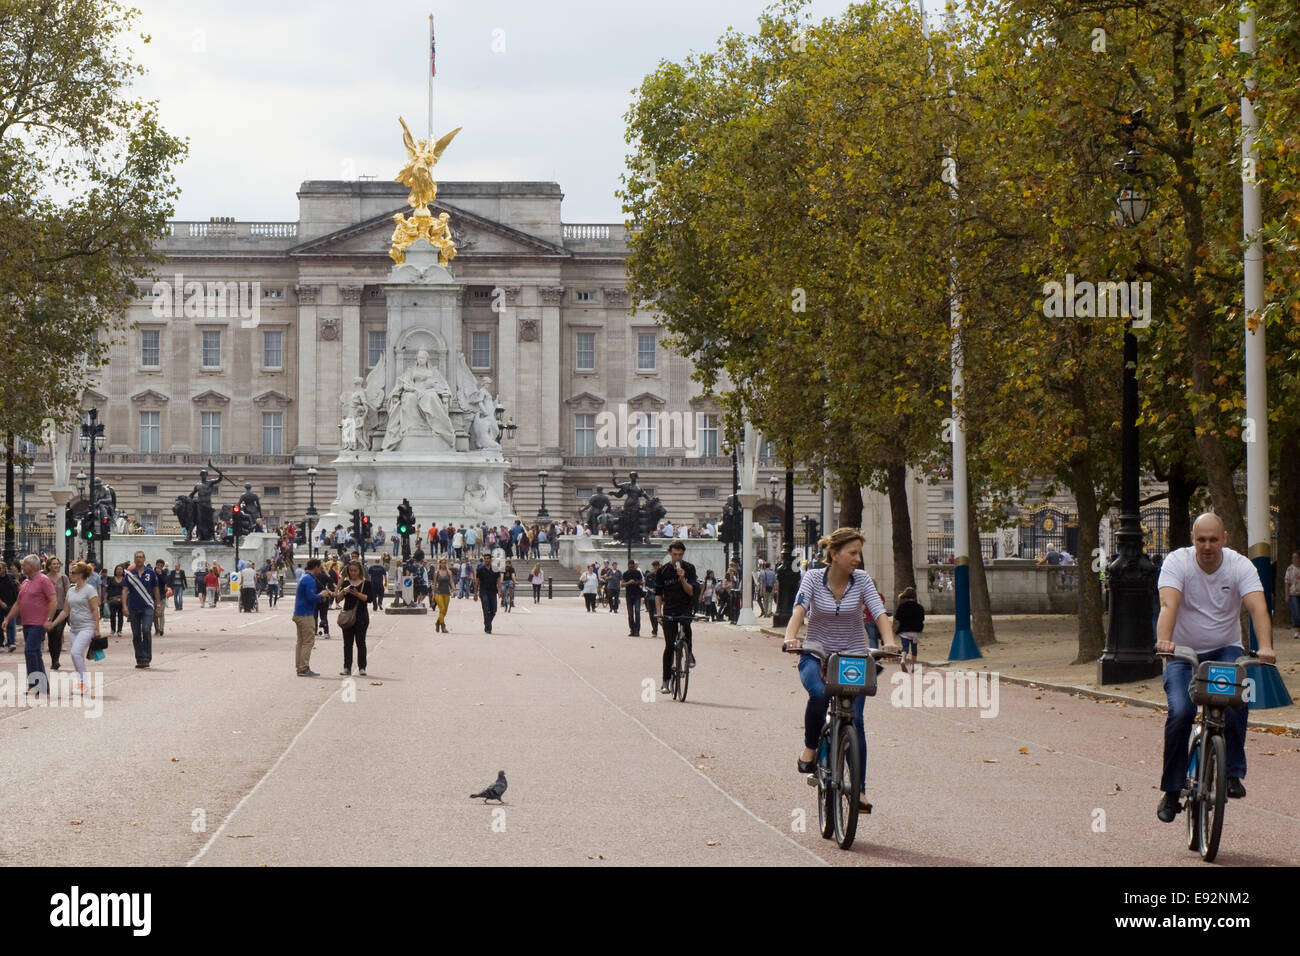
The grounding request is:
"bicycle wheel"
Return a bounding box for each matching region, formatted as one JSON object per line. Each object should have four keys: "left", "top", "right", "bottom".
{"left": 671, "top": 639, "right": 683, "bottom": 701}
{"left": 677, "top": 637, "right": 690, "bottom": 703}
{"left": 1198, "top": 733, "right": 1227, "bottom": 862}
{"left": 817, "top": 731, "right": 835, "bottom": 840}
{"left": 1185, "top": 733, "right": 1201, "bottom": 851}
{"left": 832, "top": 722, "right": 863, "bottom": 850}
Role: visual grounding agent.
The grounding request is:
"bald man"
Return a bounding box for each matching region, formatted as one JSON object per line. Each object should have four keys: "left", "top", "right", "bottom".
{"left": 1153, "top": 513, "right": 1276, "bottom": 822}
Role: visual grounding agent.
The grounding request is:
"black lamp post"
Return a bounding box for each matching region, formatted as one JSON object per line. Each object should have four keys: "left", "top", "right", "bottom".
{"left": 17, "top": 439, "right": 36, "bottom": 555}
{"left": 1099, "top": 132, "right": 1162, "bottom": 684}
{"left": 537, "top": 469, "right": 549, "bottom": 521}
{"left": 773, "top": 468, "right": 799, "bottom": 627}
{"left": 495, "top": 404, "right": 517, "bottom": 443}
{"left": 76, "top": 471, "right": 87, "bottom": 562}
{"left": 306, "top": 466, "right": 318, "bottom": 560}
{"left": 79, "top": 409, "right": 106, "bottom": 571}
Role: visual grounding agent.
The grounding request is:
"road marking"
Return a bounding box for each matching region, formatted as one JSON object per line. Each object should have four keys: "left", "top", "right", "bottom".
{"left": 532, "top": 638, "right": 828, "bottom": 866}
{"left": 187, "top": 618, "right": 398, "bottom": 866}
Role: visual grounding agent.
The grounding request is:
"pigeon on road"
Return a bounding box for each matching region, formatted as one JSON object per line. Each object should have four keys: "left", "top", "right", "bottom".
{"left": 470, "top": 771, "right": 507, "bottom": 803}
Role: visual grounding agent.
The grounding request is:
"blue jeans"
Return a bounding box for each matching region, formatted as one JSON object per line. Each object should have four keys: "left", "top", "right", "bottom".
{"left": 627, "top": 593, "right": 641, "bottom": 633}
{"left": 479, "top": 590, "right": 497, "bottom": 630}
{"left": 24, "top": 624, "right": 47, "bottom": 690}
{"left": 1161, "top": 644, "right": 1248, "bottom": 793}
{"left": 5, "top": 617, "right": 15, "bottom": 648}
{"left": 458, "top": 577, "right": 472, "bottom": 599}
{"left": 865, "top": 622, "right": 881, "bottom": 649}
{"left": 799, "top": 653, "right": 867, "bottom": 793}
{"left": 174, "top": 589, "right": 183, "bottom": 610}
{"left": 129, "top": 607, "right": 154, "bottom": 665}
{"left": 1288, "top": 595, "right": 1300, "bottom": 628}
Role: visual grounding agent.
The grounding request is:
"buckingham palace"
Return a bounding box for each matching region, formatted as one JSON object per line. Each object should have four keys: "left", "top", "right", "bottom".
{"left": 49, "top": 178, "right": 839, "bottom": 548}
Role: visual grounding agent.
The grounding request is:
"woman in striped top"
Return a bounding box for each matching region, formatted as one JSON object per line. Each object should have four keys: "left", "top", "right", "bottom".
{"left": 783, "top": 528, "right": 898, "bottom": 807}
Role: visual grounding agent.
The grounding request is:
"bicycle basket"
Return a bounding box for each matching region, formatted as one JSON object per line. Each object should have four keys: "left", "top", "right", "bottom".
{"left": 826, "top": 653, "right": 876, "bottom": 697}
{"left": 1189, "top": 660, "right": 1248, "bottom": 708}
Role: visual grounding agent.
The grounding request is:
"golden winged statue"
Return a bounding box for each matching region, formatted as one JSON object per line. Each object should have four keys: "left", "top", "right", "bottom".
{"left": 390, "top": 117, "right": 462, "bottom": 266}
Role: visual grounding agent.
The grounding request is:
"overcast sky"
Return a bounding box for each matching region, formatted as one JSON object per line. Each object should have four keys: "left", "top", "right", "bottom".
{"left": 127, "top": 0, "right": 870, "bottom": 225}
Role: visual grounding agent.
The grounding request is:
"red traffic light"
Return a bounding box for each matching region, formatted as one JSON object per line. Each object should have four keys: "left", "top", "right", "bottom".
{"left": 232, "top": 505, "right": 241, "bottom": 513}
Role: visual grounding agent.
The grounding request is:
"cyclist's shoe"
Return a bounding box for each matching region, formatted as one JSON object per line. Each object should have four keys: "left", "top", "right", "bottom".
{"left": 797, "top": 756, "right": 817, "bottom": 773}
{"left": 858, "top": 797, "right": 873, "bottom": 814}
{"left": 658, "top": 682, "right": 671, "bottom": 695}
{"left": 1227, "top": 777, "right": 1246, "bottom": 799}
{"left": 1156, "top": 791, "right": 1182, "bottom": 822}
{"left": 689, "top": 652, "right": 697, "bottom": 668}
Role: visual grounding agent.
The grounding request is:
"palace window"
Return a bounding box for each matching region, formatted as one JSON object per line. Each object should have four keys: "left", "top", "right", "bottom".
{"left": 574, "top": 414, "right": 595, "bottom": 456}
{"left": 576, "top": 332, "right": 595, "bottom": 371}
{"left": 200, "top": 412, "right": 222, "bottom": 454}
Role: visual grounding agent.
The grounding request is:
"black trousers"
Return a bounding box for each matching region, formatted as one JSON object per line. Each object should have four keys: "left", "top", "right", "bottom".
{"left": 47, "top": 620, "right": 66, "bottom": 668}
{"left": 626, "top": 594, "right": 641, "bottom": 634}
{"left": 584, "top": 593, "right": 597, "bottom": 612}
{"left": 342, "top": 618, "right": 368, "bottom": 671}
{"left": 109, "top": 603, "right": 124, "bottom": 634}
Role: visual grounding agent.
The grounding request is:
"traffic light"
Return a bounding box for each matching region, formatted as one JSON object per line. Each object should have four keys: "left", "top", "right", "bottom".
{"left": 99, "top": 515, "right": 112, "bottom": 541}
{"left": 396, "top": 511, "right": 408, "bottom": 535}
{"left": 351, "top": 508, "right": 362, "bottom": 542}
{"left": 361, "top": 514, "right": 372, "bottom": 541}
{"left": 232, "top": 504, "right": 243, "bottom": 537}
{"left": 81, "top": 515, "right": 94, "bottom": 541}
{"left": 65, "top": 512, "right": 76, "bottom": 539}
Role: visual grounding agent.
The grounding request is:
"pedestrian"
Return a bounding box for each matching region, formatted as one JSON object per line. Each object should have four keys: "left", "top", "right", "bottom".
{"left": 123, "top": 551, "right": 161, "bottom": 668}
{"left": 47, "top": 561, "right": 99, "bottom": 694}
{"left": 204, "top": 567, "right": 219, "bottom": 607}
{"left": 453, "top": 528, "right": 464, "bottom": 561}
{"left": 266, "top": 564, "right": 282, "bottom": 608}
{"left": 195, "top": 559, "right": 208, "bottom": 606}
{"left": 782, "top": 528, "right": 899, "bottom": 811}
{"left": 153, "top": 559, "right": 169, "bottom": 633}
{"left": 171, "top": 561, "right": 186, "bottom": 611}
{"left": 1286, "top": 551, "right": 1300, "bottom": 640}
{"left": 292, "top": 558, "right": 329, "bottom": 677}
{"left": 623, "top": 560, "right": 644, "bottom": 636}
{"left": 457, "top": 558, "right": 473, "bottom": 599}
{"left": 894, "top": 586, "right": 926, "bottom": 674}
{"left": 605, "top": 562, "right": 621, "bottom": 612}
{"left": 530, "top": 563, "right": 544, "bottom": 604}
{"left": 43, "top": 556, "right": 69, "bottom": 671}
{"left": 368, "top": 556, "right": 386, "bottom": 610}
{"left": 473, "top": 554, "right": 502, "bottom": 633}
{"left": 241, "top": 563, "right": 259, "bottom": 612}
{"left": 333, "top": 561, "right": 373, "bottom": 676}
{"left": 758, "top": 561, "right": 777, "bottom": 618}
{"left": 701, "top": 570, "right": 719, "bottom": 621}
{"left": 580, "top": 564, "right": 599, "bottom": 612}
{"left": 432, "top": 557, "right": 454, "bottom": 632}
{"left": 1153, "top": 513, "right": 1276, "bottom": 822}
{"left": 715, "top": 570, "right": 731, "bottom": 622}
{"left": 105, "top": 564, "right": 126, "bottom": 635}
{"left": 0, "top": 561, "right": 19, "bottom": 652}
{"left": 2, "top": 555, "right": 56, "bottom": 693}
{"left": 644, "top": 560, "right": 660, "bottom": 636}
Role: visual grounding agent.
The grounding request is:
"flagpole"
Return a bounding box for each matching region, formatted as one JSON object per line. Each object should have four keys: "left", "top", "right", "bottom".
{"left": 427, "top": 13, "right": 434, "bottom": 141}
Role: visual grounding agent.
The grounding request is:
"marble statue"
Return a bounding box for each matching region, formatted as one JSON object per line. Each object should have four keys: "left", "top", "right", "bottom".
{"left": 382, "top": 349, "right": 455, "bottom": 451}
{"left": 341, "top": 377, "right": 371, "bottom": 451}
{"left": 462, "top": 478, "right": 501, "bottom": 517}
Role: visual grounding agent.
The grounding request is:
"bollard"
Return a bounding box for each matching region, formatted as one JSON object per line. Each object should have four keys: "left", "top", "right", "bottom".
{"left": 547, "top": 576, "right": 552, "bottom": 600}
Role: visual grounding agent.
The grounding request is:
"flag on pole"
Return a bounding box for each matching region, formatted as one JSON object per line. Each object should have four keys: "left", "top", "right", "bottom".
{"left": 430, "top": 15, "right": 436, "bottom": 78}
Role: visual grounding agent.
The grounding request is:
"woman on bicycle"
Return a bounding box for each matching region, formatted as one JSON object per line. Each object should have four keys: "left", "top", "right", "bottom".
{"left": 782, "top": 527, "right": 898, "bottom": 810}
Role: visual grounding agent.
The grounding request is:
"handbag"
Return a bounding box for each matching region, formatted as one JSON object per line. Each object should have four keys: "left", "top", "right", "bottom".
{"left": 337, "top": 594, "right": 357, "bottom": 629}
{"left": 89, "top": 634, "right": 108, "bottom": 652}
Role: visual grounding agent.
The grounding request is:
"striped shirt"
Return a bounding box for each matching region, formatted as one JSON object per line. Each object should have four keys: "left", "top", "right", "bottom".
{"left": 796, "top": 568, "right": 886, "bottom": 655}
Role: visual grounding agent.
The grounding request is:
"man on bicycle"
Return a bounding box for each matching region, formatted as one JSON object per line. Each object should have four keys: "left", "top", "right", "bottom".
{"left": 655, "top": 541, "right": 696, "bottom": 694}
{"left": 1154, "top": 513, "right": 1275, "bottom": 822}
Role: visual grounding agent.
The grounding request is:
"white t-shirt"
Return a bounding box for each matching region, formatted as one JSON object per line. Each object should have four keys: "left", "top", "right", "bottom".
{"left": 1286, "top": 563, "right": 1300, "bottom": 597}
{"left": 1157, "top": 546, "right": 1262, "bottom": 653}
{"left": 240, "top": 567, "right": 256, "bottom": 588}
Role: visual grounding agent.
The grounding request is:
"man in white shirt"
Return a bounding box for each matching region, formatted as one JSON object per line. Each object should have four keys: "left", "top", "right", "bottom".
{"left": 1153, "top": 513, "right": 1275, "bottom": 822}
{"left": 662, "top": 521, "right": 675, "bottom": 539}
{"left": 240, "top": 564, "right": 258, "bottom": 612}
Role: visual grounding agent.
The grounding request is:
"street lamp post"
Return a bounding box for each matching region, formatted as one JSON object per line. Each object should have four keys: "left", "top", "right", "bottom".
{"left": 79, "top": 409, "right": 106, "bottom": 571}
{"left": 76, "top": 471, "right": 87, "bottom": 561}
{"left": 17, "top": 440, "right": 36, "bottom": 555}
{"left": 1099, "top": 133, "right": 1162, "bottom": 684}
{"left": 306, "top": 466, "right": 318, "bottom": 560}
{"left": 537, "top": 469, "right": 549, "bottom": 521}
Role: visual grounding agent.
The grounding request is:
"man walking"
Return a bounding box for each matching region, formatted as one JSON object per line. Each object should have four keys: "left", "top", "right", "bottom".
{"left": 644, "top": 560, "right": 660, "bottom": 638}
{"left": 758, "top": 560, "right": 777, "bottom": 618}
{"left": 369, "top": 556, "right": 386, "bottom": 610}
{"left": 292, "top": 558, "right": 329, "bottom": 676}
{"left": 2, "top": 556, "right": 55, "bottom": 692}
{"left": 473, "top": 556, "right": 502, "bottom": 634}
{"left": 171, "top": 561, "right": 186, "bottom": 611}
{"left": 124, "top": 550, "right": 161, "bottom": 668}
{"left": 623, "top": 560, "right": 644, "bottom": 636}
{"left": 1154, "top": 513, "right": 1276, "bottom": 822}
{"left": 152, "top": 559, "right": 168, "bottom": 635}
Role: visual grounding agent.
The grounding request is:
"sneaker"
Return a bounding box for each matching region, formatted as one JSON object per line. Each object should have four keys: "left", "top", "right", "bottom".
{"left": 1227, "top": 777, "right": 1246, "bottom": 799}
{"left": 358, "top": 669, "right": 366, "bottom": 676}
{"left": 689, "top": 653, "right": 697, "bottom": 668}
{"left": 339, "top": 669, "right": 351, "bottom": 676}
{"left": 659, "top": 682, "right": 670, "bottom": 694}
{"left": 1156, "top": 791, "right": 1182, "bottom": 822}
{"left": 298, "top": 669, "right": 319, "bottom": 677}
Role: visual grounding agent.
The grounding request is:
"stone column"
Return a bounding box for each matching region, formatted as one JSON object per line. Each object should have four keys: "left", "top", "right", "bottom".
{"left": 294, "top": 283, "right": 320, "bottom": 455}
{"left": 316, "top": 285, "right": 344, "bottom": 456}
{"left": 496, "top": 285, "right": 519, "bottom": 447}
{"left": 539, "top": 285, "right": 564, "bottom": 455}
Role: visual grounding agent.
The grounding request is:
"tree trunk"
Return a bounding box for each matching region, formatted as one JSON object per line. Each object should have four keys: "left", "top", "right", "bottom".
{"left": 838, "top": 475, "right": 863, "bottom": 529}
{"left": 966, "top": 481, "right": 997, "bottom": 647}
{"left": 1167, "top": 459, "right": 1196, "bottom": 553}
{"left": 1069, "top": 457, "right": 1106, "bottom": 664}
{"left": 885, "top": 462, "right": 916, "bottom": 595}
{"left": 1275, "top": 424, "right": 1300, "bottom": 623}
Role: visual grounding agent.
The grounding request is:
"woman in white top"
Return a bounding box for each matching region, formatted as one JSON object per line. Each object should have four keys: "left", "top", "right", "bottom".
{"left": 266, "top": 567, "right": 281, "bottom": 608}
{"left": 580, "top": 565, "right": 599, "bottom": 612}
{"left": 530, "top": 564, "right": 544, "bottom": 604}
{"left": 48, "top": 561, "right": 100, "bottom": 693}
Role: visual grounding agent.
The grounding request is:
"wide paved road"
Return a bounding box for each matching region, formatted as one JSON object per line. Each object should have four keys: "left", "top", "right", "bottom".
{"left": 2, "top": 594, "right": 1296, "bottom": 866}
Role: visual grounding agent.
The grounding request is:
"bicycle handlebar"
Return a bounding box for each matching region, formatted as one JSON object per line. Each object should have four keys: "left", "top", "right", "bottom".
{"left": 1156, "top": 648, "right": 1276, "bottom": 667}
{"left": 782, "top": 644, "right": 900, "bottom": 661}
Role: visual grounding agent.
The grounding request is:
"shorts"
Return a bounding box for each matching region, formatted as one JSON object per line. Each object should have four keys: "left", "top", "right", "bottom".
{"left": 898, "top": 632, "right": 920, "bottom": 656}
